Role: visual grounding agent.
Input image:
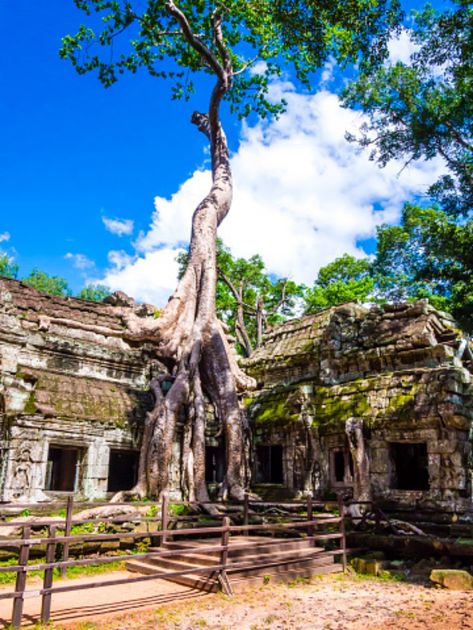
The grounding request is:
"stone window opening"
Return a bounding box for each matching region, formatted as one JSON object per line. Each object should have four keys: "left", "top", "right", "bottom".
{"left": 330, "top": 448, "right": 354, "bottom": 487}
{"left": 390, "top": 442, "right": 429, "bottom": 491}
{"left": 45, "top": 445, "right": 83, "bottom": 492}
{"left": 205, "top": 446, "right": 226, "bottom": 484}
{"left": 256, "top": 445, "right": 284, "bottom": 484}
{"left": 107, "top": 449, "right": 139, "bottom": 492}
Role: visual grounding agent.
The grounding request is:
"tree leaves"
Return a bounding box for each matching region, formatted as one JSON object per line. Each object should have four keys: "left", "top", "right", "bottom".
{"left": 61, "top": 0, "right": 402, "bottom": 119}
{"left": 343, "top": 1, "right": 473, "bottom": 216}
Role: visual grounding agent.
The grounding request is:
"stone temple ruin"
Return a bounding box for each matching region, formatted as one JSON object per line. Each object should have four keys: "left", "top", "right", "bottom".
{"left": 0, "top": 277, "right": 472, "bottom": 514}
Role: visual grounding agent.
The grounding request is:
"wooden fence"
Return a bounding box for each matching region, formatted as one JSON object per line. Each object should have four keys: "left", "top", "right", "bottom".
{"left": 0, "top": 495, "right": 346, "bottom": 628}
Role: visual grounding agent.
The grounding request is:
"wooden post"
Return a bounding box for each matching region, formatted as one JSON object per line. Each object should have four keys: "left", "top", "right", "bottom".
{"left": 375, "top": 507, "right": 381, "bottom": 533}
{"left": 61, "top": 495, "right": 74, "bottom": 577}
{"left": 41, "top": 525, "right": 57, "bottom": 624}
{"left": 218, "top": 516, "right": 233, "bottom": 596}
{"left": 306, "top": 494, "right": 313, "bottom": 543}
{"left": 338, "top": 495, "right": 347, "bottom": 572}
{"left": 243, "top": 492, "right": 249, "bottom": 537}
{"left": 11, "top": 525, "right": 31, "bottom": 629}
{"left": 161, "top": 493, "right": 169, "bottom": 546}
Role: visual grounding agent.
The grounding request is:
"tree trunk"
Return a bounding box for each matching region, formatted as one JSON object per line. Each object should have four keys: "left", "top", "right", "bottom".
{"left": 345, "top": 417, "right": 372, "bottom": 502}
{"left": 114, "top": 4, "right": 255, "bottom": 502}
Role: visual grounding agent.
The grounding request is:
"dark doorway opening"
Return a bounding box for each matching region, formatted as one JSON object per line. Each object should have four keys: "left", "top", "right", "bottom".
{"left": 334, "top": 451, "right": 345, "bottom": 483}
{"left": 256, "top": 445, "right": 284, "bottom": 483}
{"left": 107, "top": 449, "right": 139, "bottom": 492}
{"left": 205, "top": 446, "right": 226, "bottom": 484}
{"left": 390, "top": 443, "right": 429, "bottom": 490}
{"left": 45, "top": 446, "right": 80, "bottom": 492}
{"left": 330, "top": 449, "right": 354, "bottom": 487}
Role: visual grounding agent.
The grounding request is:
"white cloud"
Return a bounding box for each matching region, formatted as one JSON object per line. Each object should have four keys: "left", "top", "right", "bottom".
{"left": 0, "top": 232, "right": 10, "bottom": 243}
{"left": 107, "top": 249, "right": 135, "bottom": 270}
{"left": 65, "top": 252, "right": 95, "bottom": 270}
{"left": 387, "top": 29, "right": 419, "bottom": 64}
{"left": 101, "top": 248, "right": 183, "bottom": 306}
{"left": 102, "top": 216, "right": 134, "bottom": 236}
{"left": 96, "top": 82, "right": 444, "bottom": 306}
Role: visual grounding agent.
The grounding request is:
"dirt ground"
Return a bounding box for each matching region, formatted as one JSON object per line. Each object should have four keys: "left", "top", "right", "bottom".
{"left": 2, "top": 571, "right": 471, "bottom": 630}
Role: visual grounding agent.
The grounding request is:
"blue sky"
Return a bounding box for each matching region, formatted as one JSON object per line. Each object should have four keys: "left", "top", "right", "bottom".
{"left": 0, "top": 0, "right": 447, "bottom": 303}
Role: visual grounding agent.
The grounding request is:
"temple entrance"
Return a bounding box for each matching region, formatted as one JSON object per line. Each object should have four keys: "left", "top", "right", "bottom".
{"left": 330, "top": 448, "right": 354, "bottom": 488}
{"left": 256, "top": 445, "right": 284, "bottom": 483}
{"left": 45, "top": 445, "right": 82, "bottom": 492}
{"left": 205, "top": 446, "right": 226, "bottom": 484}
{"left": 390, "top": 442, "right": 429, "bottom": 490}
{"left": 107, "top": 449, "right": 139, "bottom": 492}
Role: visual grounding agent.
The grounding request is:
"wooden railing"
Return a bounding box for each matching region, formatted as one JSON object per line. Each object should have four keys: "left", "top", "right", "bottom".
{"left": 0, "top": 495, "right": 346, "bottom": 628}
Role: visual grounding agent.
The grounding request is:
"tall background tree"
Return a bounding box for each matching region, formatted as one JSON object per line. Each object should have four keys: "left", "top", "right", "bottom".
{"left": 343, "top": 0, "right": 472, "bottom": 217}
{"left": 342, "top": 0, "right": 472, "bottom": 330}
{"left": 304, "top": 254, "right": 374, "bottom": 313}
{"left": 61, "top": 0, "right": 401, "bottom": 500}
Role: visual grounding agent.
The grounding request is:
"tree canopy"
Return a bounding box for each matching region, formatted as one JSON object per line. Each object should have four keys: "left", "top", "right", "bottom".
{"left": 23, "top": 269, "right": 72, "bottom": 297}
{"left": 304, "top": 254, "right": 374, "bottom": 313}
{"left": 77, "top": 284, "right": 111, "bottom": 302}
{"left": 343, "top": 0, "right": 472, "bottom": 216}
{"left": 374, "top": 204, "right": 473, "bottom": 330}
{"left": 61, "top": 0, "right": 401, "bottom": 119}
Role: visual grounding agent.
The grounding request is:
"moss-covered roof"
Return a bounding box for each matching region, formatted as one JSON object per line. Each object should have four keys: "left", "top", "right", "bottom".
{"left": 244, "top": 301, "right": 469, "bottom": 387}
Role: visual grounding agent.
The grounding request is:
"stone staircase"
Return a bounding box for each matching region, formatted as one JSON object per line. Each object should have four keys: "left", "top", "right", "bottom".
{"left": 126, "top": 536, "right": 342, "bottom": 592}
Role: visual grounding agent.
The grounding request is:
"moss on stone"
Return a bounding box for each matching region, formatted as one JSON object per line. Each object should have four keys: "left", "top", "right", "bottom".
{"left": 23, "top": 391, "right": 37, "bottom": 414}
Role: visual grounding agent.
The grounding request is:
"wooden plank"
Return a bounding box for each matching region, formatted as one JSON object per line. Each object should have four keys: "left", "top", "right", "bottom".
{"left": 338, "top": 496, "right": 347, "bottom": 571}
{"left": 40, "top": 525, "right": 57, "bottom": 624}
{"left": 161, "top": 493, "right": 169, "bottom": 546}
{"left": 61, "top": 496, "right": 74, "bottom": 578}
{"left": 11, "top": 525, "right": 30, "bottom": 629}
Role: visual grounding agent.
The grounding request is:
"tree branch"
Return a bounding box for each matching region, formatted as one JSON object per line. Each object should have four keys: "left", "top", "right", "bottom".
{"left": 165, "top": 0, "right": 225, "bottom": 81}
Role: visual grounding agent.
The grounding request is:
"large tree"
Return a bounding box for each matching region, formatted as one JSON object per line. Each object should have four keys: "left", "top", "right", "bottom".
{"left": 62, "top": 0, "right": 400, "bottom": 501}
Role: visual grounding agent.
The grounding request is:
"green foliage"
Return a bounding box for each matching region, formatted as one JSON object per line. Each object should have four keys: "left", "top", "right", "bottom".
{"left": 0, "top": 254, "right": 19, "bottom": 279}
{"left": 61, "top": 0, "right": 401, "bottom": 119}
{"left": 343, "top": 1, "right": 473, "bottom": 216}
{"left": 374, "top": 204, "right": 473, "bottom": 331}
{"left": 23, "top": 269, "right": 72, "bottom": 297}
{"left": 77, "top": 284, "right": 111, "bottom": 302}
{"left": 304, "top": 254, "right": 375, "bottom": 312}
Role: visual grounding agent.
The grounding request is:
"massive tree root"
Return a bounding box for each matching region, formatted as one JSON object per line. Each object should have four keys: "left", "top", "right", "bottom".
{"left": 114, "top": 3, "right": 255, "bottom": 503}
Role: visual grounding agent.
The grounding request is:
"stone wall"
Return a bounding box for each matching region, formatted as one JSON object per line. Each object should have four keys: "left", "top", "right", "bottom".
{"left": 245, "top": 301, "right": 473, "bottom": 511}
{"left": 0, "top": 278, "right": 158, "bottom": 501}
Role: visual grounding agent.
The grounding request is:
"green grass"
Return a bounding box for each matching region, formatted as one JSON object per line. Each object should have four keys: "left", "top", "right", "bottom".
{"left": 0, "top": 558, "right": 125, "bottom": 585}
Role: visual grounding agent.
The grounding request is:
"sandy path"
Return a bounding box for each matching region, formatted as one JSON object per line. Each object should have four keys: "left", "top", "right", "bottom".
{"left": 0, "top": 572, "right": 206, "bottom": 628}
{"left": 1, "top": 572, "right": 472, "bottom": 629}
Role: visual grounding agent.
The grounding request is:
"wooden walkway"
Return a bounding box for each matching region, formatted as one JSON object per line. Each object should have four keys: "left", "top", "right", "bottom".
{"left": 0, "top": 495, "right": 346, "bottom": 627}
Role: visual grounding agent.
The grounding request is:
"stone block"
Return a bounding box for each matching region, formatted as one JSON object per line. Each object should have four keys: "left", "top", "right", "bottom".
{"left": 430, "top": 569, "right": 473, "bottom": 590}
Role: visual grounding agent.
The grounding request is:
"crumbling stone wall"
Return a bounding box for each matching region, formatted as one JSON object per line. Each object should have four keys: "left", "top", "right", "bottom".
{"left": 244, "top": 302, "right": 473, "bottom": 511}
{"left": 1, "top": 278, "right": 471, "bottom": 511}
{"left": 0, "top": 278, "right": 158, "bottom": 501}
